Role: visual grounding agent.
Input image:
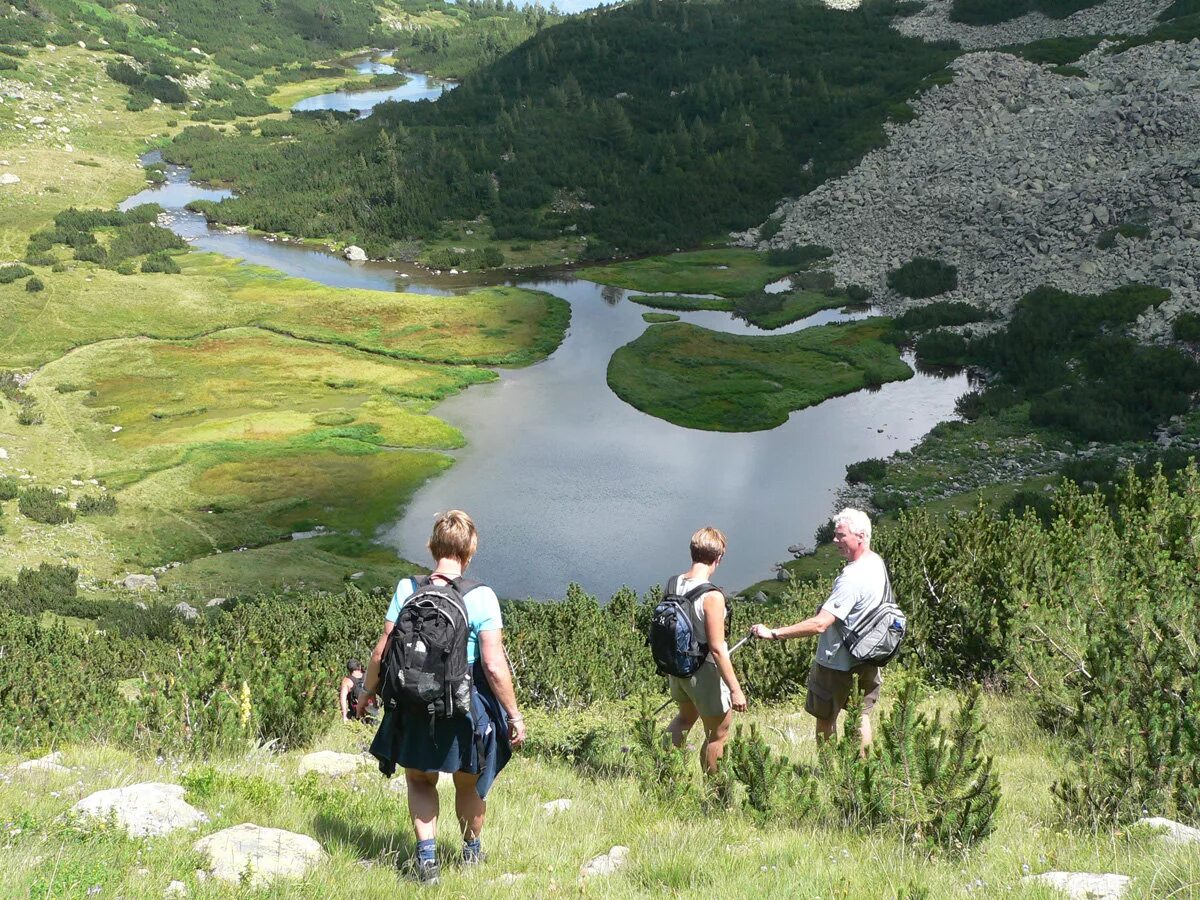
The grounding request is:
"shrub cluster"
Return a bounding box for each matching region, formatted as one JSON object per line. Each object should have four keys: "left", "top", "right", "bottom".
{"left": 426, "top": 246, "right": 505, "bottom": 269}
{"left": 887, "top": 257, "right": 959, "bottom": 299}
{"left": 18, "top": 487, "right": 75, "bottom": 524}
{"left": 76, "top": 493, "right": 118, "bottom": 516}
{"left": 0, "top": 264, "right": 33, "bottom": 284}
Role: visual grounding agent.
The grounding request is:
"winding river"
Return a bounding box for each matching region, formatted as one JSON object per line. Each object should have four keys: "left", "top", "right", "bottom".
{"left": 120, "top": 58, "right": 968, "bottom": 599}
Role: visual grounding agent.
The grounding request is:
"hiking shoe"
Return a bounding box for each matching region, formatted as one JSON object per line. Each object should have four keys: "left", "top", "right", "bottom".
{"left": 462, "top": 847, "right": 487, "bottom": 867}
{"left": 412, "top": 859, "right": 440, "bottom": 885}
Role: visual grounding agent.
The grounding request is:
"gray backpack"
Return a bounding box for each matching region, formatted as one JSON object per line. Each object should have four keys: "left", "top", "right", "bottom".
{"left": 841, "top": 566, "right": 905, "bottom": 666}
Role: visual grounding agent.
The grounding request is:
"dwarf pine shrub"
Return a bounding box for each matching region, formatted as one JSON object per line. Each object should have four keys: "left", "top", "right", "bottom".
{"left": 887, "top": 257, "right": 958, "bottom": 298}
{"left": 18, "top": 486, "right": 75, "bottom": 524}
{"left": 76, "top": 493, "right": 117, "bottom": 516}
{"left": 721, "top": 723, "right": 818, "bottom": 824}
{"left": 631, "top": 700, "right": 699, "bottom": 807}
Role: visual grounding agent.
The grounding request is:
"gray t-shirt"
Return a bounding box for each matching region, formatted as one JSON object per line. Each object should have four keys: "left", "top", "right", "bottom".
{"left": 815, "top": 552, "right": 887, "bottom": 671}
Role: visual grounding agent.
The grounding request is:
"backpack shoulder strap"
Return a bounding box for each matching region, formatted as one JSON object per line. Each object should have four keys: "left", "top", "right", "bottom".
{"left": 450, "top": 576, "right": 483, "bottom": 597}
{"left": 683, "top": 581, "right": 719, "bottom": 602}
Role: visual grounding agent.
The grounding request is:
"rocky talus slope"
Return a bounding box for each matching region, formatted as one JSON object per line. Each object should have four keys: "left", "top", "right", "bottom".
{"left": 746, "top": 39, "right": 1200, "bottom": 339}
{"left": 895, "top": 0, "right": 1174, "bottom": 49}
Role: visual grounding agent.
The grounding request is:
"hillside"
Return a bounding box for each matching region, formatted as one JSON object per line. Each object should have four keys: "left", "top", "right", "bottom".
{"left": 164, "top": 0, "right": 957, "bottom": 257}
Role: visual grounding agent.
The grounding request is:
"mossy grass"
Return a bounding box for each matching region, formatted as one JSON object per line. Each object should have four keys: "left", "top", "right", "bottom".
{"left": 585, "top": 249, "right": 798, "bottom": 299}
{"left": 641, "top": 312, "right": 680, "bottom": 324}
{"left": 631, "top": 290, "right": 847, "bottom": 329}
{"left": 1, "top": 692, "right": 1198, "bottom": 898}
{"left": 607, "top": 319, "right": 912, "bottom": 432}
{"left": 0, "top": 252, "right": 568, "bottom": 369}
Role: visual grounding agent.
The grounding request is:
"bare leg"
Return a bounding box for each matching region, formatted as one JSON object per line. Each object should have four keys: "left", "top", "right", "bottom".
{"left": 815, "top": 717, "right": 837, "bottom": 744}
{"left": 859, "top": 713, "right": 873, "bottom": 750}
{"left": 452, "top": 770, "right": 486, "bottom": 841}
{"left": 405, "top": 769, "right": 440, "bottom": 841}
{"left": 667, "top": 701, "right": 700, "bottom": 749}
{"left": 700, "top": 711, "right": 732, "bottom": 774}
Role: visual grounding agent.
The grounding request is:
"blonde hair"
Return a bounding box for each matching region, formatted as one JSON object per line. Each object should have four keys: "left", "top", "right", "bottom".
{"left": 428, "top": 510, "right": 478, "bottom": 565}
{"left": 690, "top": 526, "right": 727, "bottom": 565}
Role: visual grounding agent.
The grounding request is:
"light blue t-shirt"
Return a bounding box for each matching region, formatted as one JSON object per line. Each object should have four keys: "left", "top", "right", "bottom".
{"left": 386, "top": 576, "right": 502, "bottom": 665}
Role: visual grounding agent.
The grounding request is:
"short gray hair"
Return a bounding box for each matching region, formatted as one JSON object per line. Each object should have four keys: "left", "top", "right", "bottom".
{"left": 833, "top": 508, "right": 872, "bottom": 544}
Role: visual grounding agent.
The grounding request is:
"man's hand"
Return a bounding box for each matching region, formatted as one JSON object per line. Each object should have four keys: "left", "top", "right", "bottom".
{"left": 731, "top": 689, "right": 748, "bottom": 712}
{"left": 508, "top": 715, "right": 526, "bottom": 750}
{"left": 355, "top": 694, "right": 374, "bottom": 719}
{"left": 751, "top": 623, "right": 774, "bottom": 640}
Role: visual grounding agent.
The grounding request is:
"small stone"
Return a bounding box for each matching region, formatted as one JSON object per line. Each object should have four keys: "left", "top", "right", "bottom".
{"left": 72, "top": 783, "right": 209, "bottom": 837}
{"left": 0, "top": 173, "right": 19, "bottom": 185}
{"left": 580, "top": 846, "right": 629, "bottom": 878}
{"left": 492, "top": 872, "right": 526, "bottom": 885}
{"left": 122, "top": 573, "right": 158, "bottom": 592}
{"left": 1021, "top": 872, "right": 1132, "bottom": 900}
{"left": 173, "top": 602, "right": 199, "bottom": 621}
{"left": 205, "top": 597, "right": 226, "bottom": 607}
{"left": 164, "top": 881, "right": 187, "bottom": 897}
{"left": 17, "top": 751, "right": 68, "bottom": 774}
{"left": 297, "top": 751, "right": 364, "bottom": 778}
{"left": 193, "top": 823, "right": 327, "bottom": 886}
{"left": 542, "top": 798, "right": 572, "bottom": 814}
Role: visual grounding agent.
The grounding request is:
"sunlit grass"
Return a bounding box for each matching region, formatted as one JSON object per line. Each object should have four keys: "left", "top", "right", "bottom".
{"left": 0, "top": 692, "right": 1196, "bottom": 898}
{"left": 584, "top": 249, "right": 797, "bottom": 298}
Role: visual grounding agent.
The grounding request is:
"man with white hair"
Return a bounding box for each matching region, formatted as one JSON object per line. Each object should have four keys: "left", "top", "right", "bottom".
{"left": 751, "top": 508, "right": 887, "bottom": 747}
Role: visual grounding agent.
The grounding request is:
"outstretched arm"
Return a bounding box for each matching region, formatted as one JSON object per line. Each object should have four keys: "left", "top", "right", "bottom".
{"left": 751, "top": 609, "right": 838, "bottom": 641}
{"left": 356, "top": 621, "right": 393, "bottom": 717}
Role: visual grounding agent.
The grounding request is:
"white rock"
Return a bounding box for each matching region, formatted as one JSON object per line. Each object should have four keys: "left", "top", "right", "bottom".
{"left": 173, "top": 602, "right": 199, "bottom": 621}
{"left": 30, "top": 116, "right": 45, "bottom": 125}
{"left": 111, "top": 425, "right": 122, "bottom": 433}
{"left": 72, "top": 783, "right": 209, "bottom": 837}
{"left": 163, "top": 881, "right": 187, "bottom": 897}
{"left": 0, "top": 448, "right": 8, "bottom": 458}
{"left": 343, "top": 245, "right": 367, "bottom": 261}
{"left": 579, "top": 846, "right": 629, "bottom": 878}
{"left": 193, "top": 823, "right": 327, "bottom": 886}
{"left": 205, "top": 597, "right": 226, "bottom": 607}
{"left": 0, "top": 173, "right": 19, "bottom": 185}
{"left": 542, "top": 798, "right": 572, "bottom": 814}
{"left": 297, "top": 751, "right": 364, "bottom": 777}
{"left": 492, "top": 872, "right": 526, "bottom": 885}
{"left": 1137, "top": 816, "right": 1200, "bottom": 846}
{"left": 1021, "top": 872, "right": 1132, "bottom": 900}
{"left": 17, "top": 751, "right": 68, "bottom": 773}
{"left": 122, "top": 574, "right": 158, "bottom": 591}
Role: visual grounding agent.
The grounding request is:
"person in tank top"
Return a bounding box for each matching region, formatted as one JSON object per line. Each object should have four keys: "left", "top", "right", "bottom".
{"left": 665, "top": 526, "right": 747, "bottom": 774}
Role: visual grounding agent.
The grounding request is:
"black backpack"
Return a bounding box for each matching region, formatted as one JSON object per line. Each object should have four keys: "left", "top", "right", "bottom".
{"left": 647, "top": 577, "right": 730, "bottom": 678}
{"left": 380, "top": 575, "right": 477, "bottom": 718}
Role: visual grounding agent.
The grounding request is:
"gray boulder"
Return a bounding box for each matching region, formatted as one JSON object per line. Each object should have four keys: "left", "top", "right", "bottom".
{"left": 1021, "top": 872, "right": 1132, "bottom": 900}
{"left": 122, "top": 574, "right": 158, "bottom": 591}
{"left": 72, "top": 782, "right": 209, "bottom": 837}
{"left": 343, "top": 245, "right": 367, "bottom": 261}
{"left": 173, "top": 602, "right": 199, "bottom": 621}
{"left": 296, "top": 751, "right": 364, "bottom": 777}
{"left": 193, "top": 823, "right": 327, "bottom": 885}
{"left": 1137, "top": 816, "right": 1200, "bottom": 846}
{"left": 17, "top": 751, "right": 69, "bottom": 774}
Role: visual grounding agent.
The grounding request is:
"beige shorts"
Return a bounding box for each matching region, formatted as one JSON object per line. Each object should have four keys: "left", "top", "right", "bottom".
{"left": 804, "top": 660, "right": 882, "bottom": 722}
{"left": 669, "top": 663, "right": 732, "bottom": 719}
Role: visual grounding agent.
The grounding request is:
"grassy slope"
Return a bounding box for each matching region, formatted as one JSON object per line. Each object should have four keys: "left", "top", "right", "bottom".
{"left": 0, "top": 46, "right": 569, "bottom": 591}
{"left": 1, "top": 693, "right": 1195, "bottom": 898}
{"left": 584, "top": 250, "right": 796, "bottom": 299}
{"left": 607, "top": 320, "right": 912, "bottom": 432}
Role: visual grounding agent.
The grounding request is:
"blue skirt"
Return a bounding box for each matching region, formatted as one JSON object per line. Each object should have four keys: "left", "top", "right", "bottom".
{"left": 368, "top": 660, "right": 512, "bottom": 799}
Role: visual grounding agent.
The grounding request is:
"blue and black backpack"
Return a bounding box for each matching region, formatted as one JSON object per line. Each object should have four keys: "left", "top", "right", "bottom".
{"left": 647, "top": 577, "right": 729, "bottom": 678}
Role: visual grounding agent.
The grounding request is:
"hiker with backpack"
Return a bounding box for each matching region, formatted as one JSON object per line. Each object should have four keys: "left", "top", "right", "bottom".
{"left": 355, "top": 510, "right": 524, "bottom": 885}
{"left": 339, "top": 658, "right": 377, "bottom": 723}
{"left": 751, "top": 508, "right": 905, "bottom": 748}
{"left": 650, "top": 526, "right": 747, "bottom": 774}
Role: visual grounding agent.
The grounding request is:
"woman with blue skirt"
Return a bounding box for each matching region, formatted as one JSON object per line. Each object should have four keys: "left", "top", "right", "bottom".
{"left": 357, "top": 509, "right": 526, "bottom": 884}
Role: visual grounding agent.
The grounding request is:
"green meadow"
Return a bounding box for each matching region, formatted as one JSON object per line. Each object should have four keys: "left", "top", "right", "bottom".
{"left": 607, "top": 320, "right": 912, "bottom": 432}
{"left": 0, "top": 46, "right": 569, "bottom": 591}
{"left": 585, "top": 249, "right": 797, "bottom": 298}
{"left": 631, "top": 289, "right": 848, "bottom": 330}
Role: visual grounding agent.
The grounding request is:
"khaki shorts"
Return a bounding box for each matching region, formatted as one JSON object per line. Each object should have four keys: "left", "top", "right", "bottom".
{"left": 804, "top": 660, "right": 882, "bottom": 722}
{"left": 669, "top": 663, "right": 732, "bottom": 719}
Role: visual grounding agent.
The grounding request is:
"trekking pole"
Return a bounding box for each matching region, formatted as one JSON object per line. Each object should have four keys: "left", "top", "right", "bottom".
{"left": 653, "top": 632, "right": 755, "bottom": 716}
